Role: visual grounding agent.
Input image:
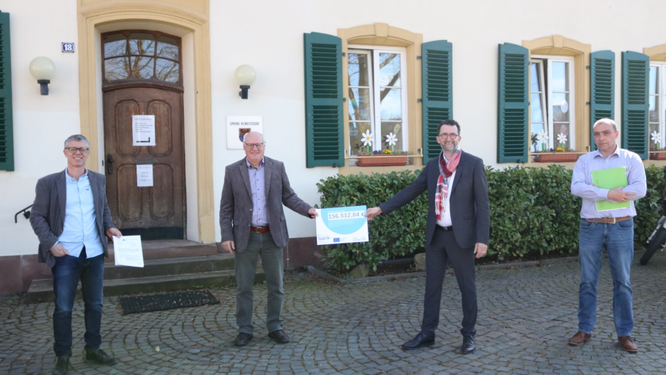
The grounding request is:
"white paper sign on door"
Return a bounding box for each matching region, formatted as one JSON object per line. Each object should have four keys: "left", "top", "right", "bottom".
{"left": 136, "top": 164, "right": 153, "bottom": 187}
{"left": 132, "top": 115, "right": 156, "bottom": 146}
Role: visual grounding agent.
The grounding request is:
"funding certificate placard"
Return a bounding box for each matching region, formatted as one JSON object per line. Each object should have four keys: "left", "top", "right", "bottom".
{"left": 315, "top": 205, "right": 369, "bottom": 245}
{"left": 113, "top": 235, "right": 144, "bottom": 268}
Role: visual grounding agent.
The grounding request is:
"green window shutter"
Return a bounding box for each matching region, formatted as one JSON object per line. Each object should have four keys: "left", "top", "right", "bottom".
{"left": 0, "top": 12, "right": 13, "bottom": 171}
{"left": 589, "top": 51, "right": 615, "bottom": 151}
{"left": 304, "top": 32, "right": 344, "bottom": 168}
{"left": 621, "top": 51, "right": 649, "bottom": 159}
{"left": 421, "top": 40, "right": 452, "bottom": 162}
{"left": 497, "top": 43, "right": 528, "bottom": 163}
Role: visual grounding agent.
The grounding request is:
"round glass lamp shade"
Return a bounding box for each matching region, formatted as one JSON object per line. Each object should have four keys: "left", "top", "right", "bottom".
{"left": 234, "top": 64, "right": 256, "bottom": 86}
{"left": 29, "top": 57, "right": 56, "bottom": 81}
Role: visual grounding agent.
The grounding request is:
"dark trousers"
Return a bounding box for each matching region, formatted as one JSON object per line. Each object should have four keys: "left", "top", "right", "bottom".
{"left": 421, "top": 227, "right": 477, "bottom": 338}
{"left": 51, "top": 248, "right": 104, "bottom": 357}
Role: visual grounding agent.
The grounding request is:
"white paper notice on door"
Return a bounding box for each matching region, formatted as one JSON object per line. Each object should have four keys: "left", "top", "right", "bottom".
{"left": 136, "top": 164, "right": 153, "bottom": 187}
{"left": 113, "top": 235, "right": 144, "bottom": 268}
{"left": 132, "top": 115, "right": 156, "bottom": 146}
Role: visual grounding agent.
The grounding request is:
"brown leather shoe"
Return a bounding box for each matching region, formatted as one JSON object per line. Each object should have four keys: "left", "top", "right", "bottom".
{"left": 618, "top": 336, "right": 638, "bottom": 353}
{"left": 567, "top": 331, "right": 591, "bottom": 346}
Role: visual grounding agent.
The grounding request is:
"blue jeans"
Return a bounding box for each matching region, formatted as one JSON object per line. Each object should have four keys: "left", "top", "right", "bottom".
{"left": 234, "top": 231, "right": 284, "bottom": 334}
{"left": 577, "top": 218, "right": 634, "bottom": 336}
{"left": 52, "top": 253, "right": 105, "bottom": 357}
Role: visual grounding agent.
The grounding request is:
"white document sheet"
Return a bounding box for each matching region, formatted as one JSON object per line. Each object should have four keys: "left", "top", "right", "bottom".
{"left": 113, "top": 235, "right": 144, "bottom": 268}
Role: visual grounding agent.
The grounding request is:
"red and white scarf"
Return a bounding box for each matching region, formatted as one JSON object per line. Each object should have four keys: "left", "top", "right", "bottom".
{"left": 435, "top": 150, "right": 461, "bottom": 221}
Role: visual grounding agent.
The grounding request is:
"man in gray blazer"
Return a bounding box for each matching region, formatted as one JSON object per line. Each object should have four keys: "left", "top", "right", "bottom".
{"left": 220, "top": 131, "right": 316, "bottom": 347}
{"left": 30, "top": 134, "right": 121, "bottom": 375}
{"left": 366, "top": 120, "right": 490, "bottom": 354}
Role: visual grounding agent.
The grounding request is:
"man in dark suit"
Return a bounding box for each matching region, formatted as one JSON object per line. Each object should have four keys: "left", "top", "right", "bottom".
{"left": 30, "top": 134, "right": 121, "bottom": 375}
{"left": 366, "top": 120, "right": 490, "bottom": 354}
{"left": 220, "top": 131, "right": 317, "bottom": 347}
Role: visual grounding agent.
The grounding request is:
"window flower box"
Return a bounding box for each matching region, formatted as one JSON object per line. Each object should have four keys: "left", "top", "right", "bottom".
{"left": 356, "top": 154, "right": 408, "bottom": 167}
{"left": 532, "top": 152, "right": 580, "bottom": 163}
{"left": 649, "top": 151, "right": 666, "bottom": 160}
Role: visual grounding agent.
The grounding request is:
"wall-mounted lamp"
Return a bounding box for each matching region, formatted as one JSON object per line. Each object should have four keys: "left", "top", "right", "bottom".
{"left": 234, "top": 64, "right": 256, "bottom": 99}
{"left": 29, "top": 57, "right": 56, "bottom": 95}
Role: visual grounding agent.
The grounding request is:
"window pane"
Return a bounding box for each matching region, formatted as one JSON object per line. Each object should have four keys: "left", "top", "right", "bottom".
{"left": 650, "top": 122, "right": 661, "bottom": 150}
{"left": 130, "top": 56, "right": 154, "bottom": 79}
{"left": 129, "top": 33, "right": 156, "bottom": 55}
{"left": 532, "top": 123, "right": 547, "bottom": 151}
{"left": 379, "top": 53, "right": 401, "bottom": 87}
{"left": 381, "top": 122, "right": 403, "bottom": 151}
{"left": 554, "top": 123, "right": 571, "bottom": 150}
{"left": 348, "top": 88, "right": 372, "bottom": 122}
{"left": 156, "top": 36, "right": 179, "bottom": 60}
{"left": 379, "top": 88, "right": 402, "bottom": 121}
{"left": 348, "top": 53, "right": 369, "bottom": 87}
{"left": 650, "top": 96, "right": 658, "bottom": 123}
{"left": 531, "top": 93, "right": 544, "bottom": 123}
{"left": 104, "top": 34, "right": 127, "bottom": 58}
{"left": 155, "top": 59, "right": 179, "bottom": 82}
{"left": 105, "top": 57, "right": 129, "bottom": 81}
{"left": 650, "top": 66, "right": 659, "bottom": 95}
{"left": 552, "top": 93, "right": 570, "bottom": 122}
{"left": 530, "top": 63, "right": 541, "bottom": 92}
{"left": 552, "top": 62, "right": 569, "bottom": 92}
{"left": 350, "top": 123, "right": 373, "bottom": 155}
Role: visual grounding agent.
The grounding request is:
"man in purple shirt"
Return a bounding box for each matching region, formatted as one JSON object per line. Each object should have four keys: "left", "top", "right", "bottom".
{"left": 30, "top": 135, "right": 122, "bottom": 374}
{"left": 220, "top": 132, "right": 317, "bottom": 347}
{"left": 569, "top": 119, "right": 646, "bottom": 353}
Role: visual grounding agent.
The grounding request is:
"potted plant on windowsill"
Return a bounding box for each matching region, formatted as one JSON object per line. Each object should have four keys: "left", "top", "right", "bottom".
{"left": 649, "top": 131, "right": 666, "bottom": 159}
{"left": 355, "top": 131, "right": 409, "bottom": 166}
{"left": 356, "top": 149, "right": 409, "bottom": 167}
{"left": 532, "top": 132, "right": 580, "bottom": 163}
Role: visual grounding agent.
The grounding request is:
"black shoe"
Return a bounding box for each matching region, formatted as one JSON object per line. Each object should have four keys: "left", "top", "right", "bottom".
{"left": 52, "top": 356, "right": 70, "bottom": 375}
{"left": 401, "top": 332, "right": 435, "bottom": 350}
{"left": 460, "top": 336, "right": 476, "bottom": 354}
{"left": 234, "top": 332, "right": 253, "bottom": 346}
{"left": 84, "top": 348, "right": 117, "bottom": 365}
{"left": 268, "top": 330, "right": 291, "bottom": 344}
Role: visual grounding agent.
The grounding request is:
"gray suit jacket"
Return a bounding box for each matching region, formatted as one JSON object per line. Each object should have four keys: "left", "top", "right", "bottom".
{"left": 29, "top": 169, "right": 116, "bottom": 268}
{"left": 219, "top": 157, "right": 312, "bottom": 252}
{"left": 379, "top": 151, "right": 490, "bottom": 248}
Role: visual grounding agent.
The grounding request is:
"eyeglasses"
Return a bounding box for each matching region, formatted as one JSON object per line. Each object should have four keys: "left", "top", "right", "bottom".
{"left": 243, "top": 142, "right": 265, "bottom": 149}
{"left": 438, "top": 133, "right": 459, "bottom": 139}
{"left": 65, "top": 147, "right": 90, "bottom": 154}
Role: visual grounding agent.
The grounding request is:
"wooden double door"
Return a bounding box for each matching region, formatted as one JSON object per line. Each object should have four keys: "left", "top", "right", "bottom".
{"left": 103, "top": 86, "right": 185, "bottom": 240}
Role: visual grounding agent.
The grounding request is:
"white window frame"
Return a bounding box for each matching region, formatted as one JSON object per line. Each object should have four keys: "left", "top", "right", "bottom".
{"left": 532, "top": 55, "right": 576, "bottom": 150}
{"left": 649, "top": 62, "right": 666, "bottom": 150}
{"left": 348, "top": 45, "right": 409, "bottom": 155}
{"left": 530, "top": 59, "right": 547, "bottom": 152}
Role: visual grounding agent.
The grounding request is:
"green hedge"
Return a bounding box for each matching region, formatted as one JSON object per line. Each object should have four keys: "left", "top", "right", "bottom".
{"left": 317, "top": 165, "right": 664, "bottom": 274}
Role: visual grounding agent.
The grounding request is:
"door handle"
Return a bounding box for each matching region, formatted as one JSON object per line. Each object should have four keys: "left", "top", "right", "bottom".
{"left": 106, "top": 154, "right": 114, "bottom": 175}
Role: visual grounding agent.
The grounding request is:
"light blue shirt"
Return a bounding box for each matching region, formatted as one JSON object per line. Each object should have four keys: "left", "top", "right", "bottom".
{"left": 571, "top": 147, "right": 647, "bottom": 219}
{"left": 246, "top": 158, "right": 268, "bottom": 226}
{"left": 58, "top": 169, "right": 104, "bottom": 258}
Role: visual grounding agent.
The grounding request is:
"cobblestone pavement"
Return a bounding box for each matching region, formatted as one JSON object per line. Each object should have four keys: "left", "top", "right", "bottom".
{"left": 2, "top": 253, "right": 666, "bottom": 375}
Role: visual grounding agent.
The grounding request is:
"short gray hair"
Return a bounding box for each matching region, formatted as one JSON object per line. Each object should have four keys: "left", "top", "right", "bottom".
{"left": 64, "top": 134, "right": 90, "bottom": 149}
{"left": 593, "top": 118, "right": 617, "bottom": 132}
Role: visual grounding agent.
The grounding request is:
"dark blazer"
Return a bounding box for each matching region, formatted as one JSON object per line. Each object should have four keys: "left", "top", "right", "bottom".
{"left": 379, "top": 151, "right": 490, "bottom": 248}
{"left": 219, "top": 156, "right": 312, "bottom": 252}
{"left": 29, "top": 169, "right": 116, "bottom": 268}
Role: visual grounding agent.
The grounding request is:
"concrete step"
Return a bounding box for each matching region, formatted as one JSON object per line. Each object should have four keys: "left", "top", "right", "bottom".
{"left": 24, "top": 266, "right": 265, "bottom": 304}
{"left": 107, "top": 239, "right": 220, "bottom": 261}
{"left": 103, "top": 253, "right": 236, "bottom": 280}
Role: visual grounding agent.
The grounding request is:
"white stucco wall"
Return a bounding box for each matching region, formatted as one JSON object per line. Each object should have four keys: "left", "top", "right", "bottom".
{"left": 0, "top": 0, "right": 79, "bottom": 257}
{"left": 2, "top": 0, "right": 666, "bottom": 257}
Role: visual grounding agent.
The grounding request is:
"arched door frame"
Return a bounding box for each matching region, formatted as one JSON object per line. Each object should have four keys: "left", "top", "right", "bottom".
{"left": 77, "top": 0, "right": 214, "bottom": 242}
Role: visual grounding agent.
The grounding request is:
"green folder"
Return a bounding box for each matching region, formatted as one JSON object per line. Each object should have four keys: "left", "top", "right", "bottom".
{"left": 591, "top": 167, "right": 630, "bottom": 211}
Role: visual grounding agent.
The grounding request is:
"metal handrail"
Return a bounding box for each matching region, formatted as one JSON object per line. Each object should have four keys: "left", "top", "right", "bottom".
{"left": 14, "top": 205, "right": 32, "bottom": 223}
